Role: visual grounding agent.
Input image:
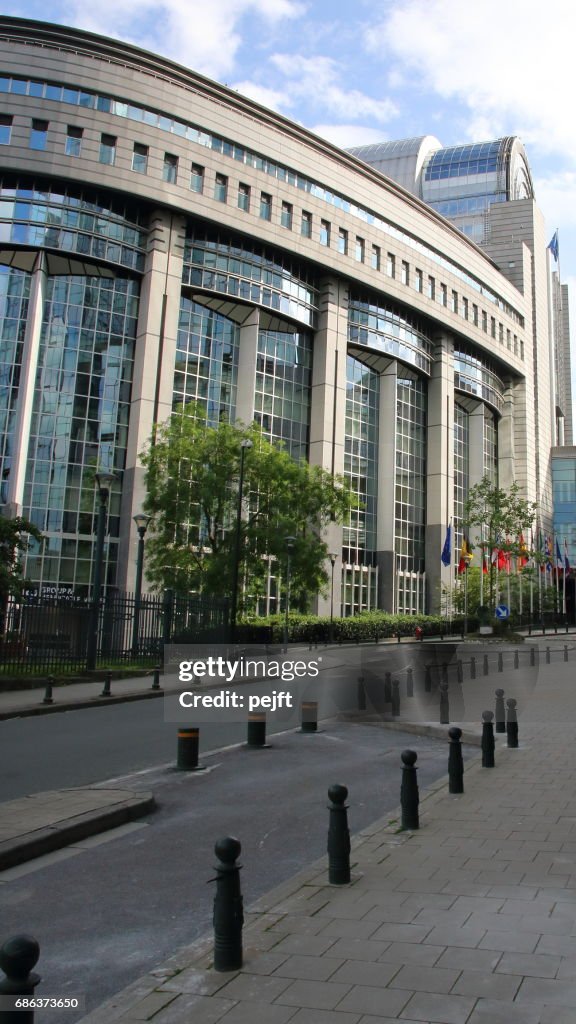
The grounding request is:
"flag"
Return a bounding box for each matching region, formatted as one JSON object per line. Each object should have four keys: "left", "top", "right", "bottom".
{"left": 457, "top": 536, "right": 472, "bottom": 574}
{"left": 556, "top": 539, "right": 564, "bottom": 570}
{"left": 518, "top": 533, "right": 529, "bottom": 569}
{"left": 497, "top": 549, "right": 508, "bottom": 571}
{"left": 565, "top": 538, "right": 571, "bottom": 573}
{"left": 482, "top": 555, "right": 488, "bottom": 575}
{"left": 545, "top": 535, "right": 553, "bottom": 571}
{"left": 548, "top": 230, "right": 559, "bottom": 262}
{"left": 441, "top": 522, "right": 452, "bottom": 567}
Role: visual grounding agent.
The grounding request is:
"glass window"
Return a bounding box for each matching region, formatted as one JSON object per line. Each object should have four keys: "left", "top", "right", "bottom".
{"left": 401, "top": 260, "right": 409, "bottom": 285}
{"left": 29, "top": 119, "right": 48, "bottom": 151}
{"left": 65, "top": 125, "right": 83, "bottom": 157}
{"left": 260, "top": 192, "right": 272, "bottom": 220}
{"left": 320, "top": 219, "right": 330, "bottom": 246}
{"left": 0, "top": 114, "right": 12, "bottom": 145}
{"left": 415, "top": 268, "right": 423, "bottom": 292}
{"left": 491, "top": 317, "right": 496, "bottom": 338}
{"left": 371, "top": 245, "right": 381, "bottom": 271}
{"left": 462, "top": 297, "right": 469, "bottom": 320}
{"left": 163, "top": 153, "right": 178, "bottom": 183}
{"left": 214, "top": 173, "right": 228, "bottom": 202}
{"left": 301, "top": 211, "right": 312, "bottom": 238}
{"left": 355, "top": 237, "right": 365, "bottom": 262}
{"left": 428, "top": 275, "right": 435, "bottom": 300}
{"left": 440, "top": 283, "right": 447, "bottom": 307}
{"left": 338, "top": 228, "right": 348, "bottom": 255}
{"left": 281, "top": 201, "right": 292, "bottom": 229}
{"left": 99, "top": 134, "right": 116, "bottom": 165}
{"left": 386, "top": 253, "right": 395, "bottom": 278}
{"left": 472, "top": 303, "right": 479, "bottom": 326}
{"left": 238, "top": 183, "right": 250, "bottom": 212}
{"left": 131, "top": 143, "right": 148, "bottom": 174}
{"left": 451, "top": 290, "right": 458, "bottom": 314}
{"left": 190, "top": 163, "right": 204, "bottom": 193}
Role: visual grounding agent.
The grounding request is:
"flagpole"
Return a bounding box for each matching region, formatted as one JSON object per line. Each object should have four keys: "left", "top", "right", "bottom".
{"left": 564, "top": 538, "right": 568, "bottom": 618}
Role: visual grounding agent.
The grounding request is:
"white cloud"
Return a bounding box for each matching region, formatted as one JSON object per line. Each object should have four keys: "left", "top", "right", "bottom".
{"left": 536, "top": 173, "right": 576, "bottom": 231}
{"left": 269, "top": 53, "right": 398, "bottom": 124}
{"left": 311, "top": 124, "right": 390, "bottom": 148}
{"left": 232, "top": 80, "right": 290, "bottom": 112}
{"left": 62, "top": 0, "right": 304, "bottom": 80}
{"left": 365, "top": 0, "right": 576, "bottom": 159}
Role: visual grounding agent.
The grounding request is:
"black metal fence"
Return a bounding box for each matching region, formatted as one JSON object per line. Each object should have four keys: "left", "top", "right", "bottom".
{"left": 0, "top": 591, "right": 229, "bottom": 675}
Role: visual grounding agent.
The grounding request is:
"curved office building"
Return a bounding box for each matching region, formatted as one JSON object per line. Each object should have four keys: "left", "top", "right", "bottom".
{"left": 0, "top": 17, "right": 570, "bottom": 615}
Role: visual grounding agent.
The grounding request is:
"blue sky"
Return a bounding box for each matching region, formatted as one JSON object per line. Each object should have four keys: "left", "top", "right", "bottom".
{"left": 9, "top": 0, "right": 576, "bottom": 377}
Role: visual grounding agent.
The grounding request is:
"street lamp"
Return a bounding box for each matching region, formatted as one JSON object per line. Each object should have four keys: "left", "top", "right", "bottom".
{"left": 283, "top": 535, "right": 296, "bottom": 648}
{"left": 329, "top": 552, "right": 338, "bottom": 643}
{"left": 131, "top": 513, "right": 152, "bottom": 656}
{"left": 229, "top": 439, "right": 253, "bottom": 642}
{"left": 86, "top": 471, "right": 116, "bottom": 670}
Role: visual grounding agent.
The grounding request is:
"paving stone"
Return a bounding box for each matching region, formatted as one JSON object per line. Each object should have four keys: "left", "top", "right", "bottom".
{"left": 336, "top": 984, "right": 411, "bottom": 1017}
{"left": 272, "top": 955, "right": 344, "bottom": 982}
{"left": 240, "top": 954, "right": 289, "bottom": 977}
{"left": 477, "top": 928, "right": 540, "bottom": 953}
{"left": 268, "top": 916, "right": 328, "bottom": 936}
{"left": 434, "top": 946, "right": 501, "bottom": 972}
{"left": 118, "top": 992, "right": 179, "bottom": 1020}
{"left": 388, "top": 964, "right": 460, "bottom": 993}
{"left": 271, "top": 935, "right": 337, "bottom": 957}
{"left": 286, "top": 1010, "right": 360, "bottom": 1024}
{"left": 328, "top": 961, "right": 400, "bottom": 989}
{"left": 423, "top": 924, "right": 486, "bottom": 948}
{"left": 398, "top": 991, "right": 476, "bottom": 1023}
{"left": 216, "top": 1002, "right": 297, "bottom": 1024}
{"left": 378, "top": 942, "right": 446, "bottom": 966}
{"left": 369, "top": 922, "right": 433, "bottom": 943}
{"left": 317, "top": 918, "right": 381, "bottom": 940}
{"left": 495, "top": 951, "right": 562, "bottom": 978}
{"left": 516, "top": 975, "right": 576, "bottom": 1005}
{"left": 275, "top": 978, "right": 353, "bottom": 1010}
{"left": 450, "top": 969, "right": 521, "bottom": 999}
{"left": 139, "top": 994, "right": 236, "bottom": 1024}
{"left": 215, "top": 974, "right": 292, "bottom": 1003}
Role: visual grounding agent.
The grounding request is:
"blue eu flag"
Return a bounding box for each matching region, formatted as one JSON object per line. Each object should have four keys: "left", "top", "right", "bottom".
{"left": 548, "top": 231, "right": 559, "bottom": 262}
{"left": 441, "top": 523, "right": 452, "bottom": 567}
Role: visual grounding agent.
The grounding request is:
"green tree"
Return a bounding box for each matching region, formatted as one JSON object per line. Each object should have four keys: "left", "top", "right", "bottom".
{"left": 140, "top": 404, "right": 355, "bottom": 611}
{"left": 0, "top": 514, "right": 43, "bottom": 636}
{"left": 462, "top": 477, "right": 538, "bottom": 612}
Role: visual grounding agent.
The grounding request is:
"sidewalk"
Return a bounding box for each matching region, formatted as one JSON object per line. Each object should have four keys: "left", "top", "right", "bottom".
{"left": 73, "top": 654, "right": 576, "bottom": 1024}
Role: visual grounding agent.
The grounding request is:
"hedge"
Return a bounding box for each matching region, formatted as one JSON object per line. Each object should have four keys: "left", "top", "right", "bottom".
{"left": 235, "top": 611, "right": 478, "bottom": 645}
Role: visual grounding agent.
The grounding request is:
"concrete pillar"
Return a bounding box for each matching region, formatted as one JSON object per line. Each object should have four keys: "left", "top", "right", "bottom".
{"left": 5, "top": 252, "right": 46, "bottom": 519}
{"left": 117, "top": 210, "right": 186, "bottom": 591}
{"left": 498, "top": 382, "right": 516, "bottom": 490}
{"left": 235, "top": 308, "right": 259, "bottom": 426}
{"left": 310, "top": 277, "right": 348, "bottom": 616}
{"left": 376, "top": 363, "right": 397, "bottom": 611}
{"left": 425, "top": 334, "right": 454, "bottom": 614}
{"left": 468, "top": 403, "right": 485, "bottom": 489}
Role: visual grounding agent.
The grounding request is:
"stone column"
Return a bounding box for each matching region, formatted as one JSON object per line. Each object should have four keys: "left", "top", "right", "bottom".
{"left": 425, "top": 334, "right": 454, "bottom": 614}
{"left": 309, "top": 277, "right": 348, "bottom": 617}
{"left": 235, "top": 308, "right": 259, "bottom": 426}
{"left": 117, "top": 210, "right": 186, "bottom": 591}
{"left": 498, "top": 381, "right": 516, "bottom": 491}
{"left": 5, "top": 251, "right": 47, "bottom": 519}
{"left": 376, "top": 363, "right": 397, "bottom": 611}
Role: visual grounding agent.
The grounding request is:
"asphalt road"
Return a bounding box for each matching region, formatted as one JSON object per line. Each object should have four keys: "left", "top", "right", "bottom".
{"left": 0, "top": 714, "right": 475, "bottom": 1024}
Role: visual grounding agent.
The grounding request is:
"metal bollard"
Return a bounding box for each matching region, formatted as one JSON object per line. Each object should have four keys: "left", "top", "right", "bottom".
{"left": 494, "top": 688, "right": 506, "bottom": 733}
{"left": 327, "top": 784, "right": 351, "bottom": 884}
{"left": 506, "top": 698, "right": 519, "bottom": 748}
{"left": 384, "top": 671, "right": 392, "bottom": 704}
{"left": 439, "top": 682, "right": 450, "bottom": 725}
{"left": 530, "top": 646, "right": 536, "bottom": 666}
{"left": 514, "top": 650, "right": 519, "bottom": 670}
{"left": 301, "top": 700, "right": 318, "bottom": 733}
{"left": 246, "top": 711, "right": 266, "bottom": 748}
{"left": 565, "top": 645, "right": 569, "bottom": 663}
{"left": 151, "top": 665, "right": 162, "bottom": 691}
{"left": 212, "top": 838, "right": 243, "bottom": 971}
{"left": 448, "top": 727, "right": 464, "bottom": 794}
{"left": 400, "top": 750, "right": 419, "bottom": 830}
{"left": 176, "top": 727, "right": 203, "bottom": 770}
{"left": 470, "top": 656, "right": 476, "bottom": 679}
{"left": 101, "top": 670, "right": 112, "bottom": 697}
{"left": 546, "top": 646, "right": 551, "bottom": 664}
{"left": 357, "top": 675, "right": 366, "bottom": 711}
{"left": 498, "top": 652, "right": 504, "bottom": 673}
{"left": 0, "top": 934, "right": 41, "bottom": 1024}
{"left": 406, "top": 667, "right": 414, "bottom": 698}
{"left": 481, "top": 711, "right": 495, "bottom": 768}
{"left": 483, "top": 654, "right": 489, "bottom": 676}
{"left": 42, "top": 676, "right": 54, "bottom": 705}
{"left": 424, "top": 665, "right": 432, "bottom": 693}
{"left": 391, "top": 679, "right": 401, "bottom": 717}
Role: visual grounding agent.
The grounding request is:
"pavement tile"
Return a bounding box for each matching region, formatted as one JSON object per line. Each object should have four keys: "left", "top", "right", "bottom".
{"left": 239, "top": 954, "right": 289, "bottom": 977}
{"left": 434, "top": 947, "right": 500, "bottom": 971}
{"left": 336, "top": 984, "right": 411, "bottom": 1017}
{"left": 275, "top": 979, "right": 353, "bottom": 1010}
{"left": 316, "top": 919, "right": 382, "bottom": 940}
{"left": 286, "top": 1010, "right": 360, "bottom": 1024}
{"left": 271, "top": 935, "right": 337, "bottom": 957}
{"left": 158, "top": 968, "right": 234, "bottom": 995}
{"left": 272, "top": 956, "right": 345, "bottom": 982}
{"left": 267, "top": 916, "right": 328, "bottom": 936}
{"left": 516, "top": 976, "right": 576, "bottom": 1005}
{"left": 327, "top": 961, "right": 400, "bottom": 989}
{"left": 368, "top": 922, "right": 433, "bottom": 943}
{"left": 540, "top": 1008, "right": 576, "bottom": 1023}
{"left": 215, "top": 1002, "right": 297, "bottom": 1024}
{"left": 422, "top": 924, "right": 486, "bottom": 948}
{"left": 477, "top": 928, "right": 540, "bottom": 953}
{"left": 215, "top": 974, "right": 292, "bottom": 1003}
{"left": 324, "top": 938, "right": 391, "bottom": 961}
{"left": 398, "top": 991, "right": 476, "bottom": 1023}
{"left": 117, "top": 992, "right": 179, "bottom": 1020}
{"left": 388, "top": 964, "right": 461, "bottom": 993}
{"left": 495, "top": 951, "right": 562, "bottom": 977}
{"left": 450, "top": 969, "right": 521, "bottom": 999}
{"left": 135, "top": 994, "right": 236, "bottom": 1024}
{"left": 536, "top": 934, "right": 576, "bottom": 956}
{"left": 378, "top": 942, "right": 446, "bottom": 967}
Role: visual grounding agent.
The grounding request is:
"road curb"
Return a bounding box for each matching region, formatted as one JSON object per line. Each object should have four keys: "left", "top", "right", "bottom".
{"left": 0, "top": 688, "right": 164, "bottom": 721}
{"left": 0, "top": 791, "right": 156, "bottom": 870}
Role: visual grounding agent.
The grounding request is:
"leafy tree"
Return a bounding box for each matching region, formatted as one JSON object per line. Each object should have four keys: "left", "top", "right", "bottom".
{"left": 462, "top": 476, "right": 538, "bottom": 611}
{"left": 140, "top": 404, "right": 355, "bottom": 611}
{"left": 0, "top": 515, "right": 43, "bottom": 602}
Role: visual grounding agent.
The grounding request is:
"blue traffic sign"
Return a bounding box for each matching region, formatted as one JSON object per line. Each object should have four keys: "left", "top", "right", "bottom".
{"left": 495, "top": 604, "right": 510, "bottom": 619}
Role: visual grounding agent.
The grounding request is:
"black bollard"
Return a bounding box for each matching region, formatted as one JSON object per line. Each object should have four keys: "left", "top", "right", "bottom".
{"left": 300, "top": 701, "right": 318, "bottom": 733}
{"left": 101, "top": 671, "right": 112, "bottom": 697}
{"left": 400, "top": 750, "right": 419, "bottom": 830}
{"left": 424, "top": 665, "right": 432, "bottom": 693}
{"left": 448, "top": 727, "right": 464, "bottom": 794}
{"left": 498, "top": 652, "right": 504, "bottom": 673}
{"left": 406, "top": 667, "right": 414, "bottom": 698}
{"left": 391, "top": 679, "right": 401, "bottom": 717}
{"left": 483, "top": 654, "right": 489, "bottom": 676}
{"left": 176, "top": 727, "right": 203, "bottom": 770}
{"left": 384, "top": 671, "right": 392, "bottom": 704}
{"left": 439, "top": 682, "right": 450, "bottom": 725}
{"left": 506, "top": 698, "right": 519, "bottom": 748}
{"left": 42, "top": 676, "right": 54, "bottom": 705}
{"left": 470, "top": 656, "right": 476, "bottom": 679}
{"left": 151, "top": 665, "right": 162, "bottom": 691}
{"left": 481, "top": 711, "right": 495, "bottom": 768}
{"left": 212, "top": 838, "right": 243, "bottom": 971}
{"left": 327, "top": 784, "right": 351, "bottom": 884}
{"left": 0, "top": 934, "right": 41, "bottom": 1024}
{"left": 514, "top": 649, "right": 519, "bottom": 669}
{"left": 246, "top": 712, "right": 266, "bottom": 748}
{"left": 494, "top": 688, "right": 506, "bottom": 733}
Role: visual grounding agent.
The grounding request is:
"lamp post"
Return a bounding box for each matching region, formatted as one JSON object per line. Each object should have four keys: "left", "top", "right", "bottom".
{"left": 283, "top": 535, "right": 296, "bottom": 649}
{"left": 329, "top": 552, "right": 338, "bottom": 643}
{"left": 86, "top": 471, "right": 116, "bottom": 670}
{"left": 463, "top": 551, "right": 473, "bottom": 636}
{"left": 131, "top": 513, "right": 152, "bottom": 656}
{"left": 230, "top": 439, "right": 253, "bottom": 642}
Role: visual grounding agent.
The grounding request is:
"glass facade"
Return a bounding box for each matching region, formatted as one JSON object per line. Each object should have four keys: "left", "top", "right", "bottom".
{"left": 174, "top": 299, "right": 239, "bottom": 424}
{"left": 483, "top": 408, "right": 498, "bottom": 483}
{"left": 453, "top": 403, "right": 470, "bottom": 566}
{"left": 0, "top": 266, "right": 29, "bottom": 503}
{"left": 343, "top": 356, "right": 378, "bottom": 615}
{"left": 254, "top": 330, "right": 312, "bottom": 461}
{"left": 395, "top": 374, "right": 427, "bottom": 613}
{"left": 21, "top": 275, "right": 139, "bottom": 594}
{"left": 348, "top": 294, "right": 433, "bottom": 375}
{"left": 552, "top": 456, "right": 576, "bottom": 567}
{"left": 454, "top": 346, "right": 505, "bottom": 414}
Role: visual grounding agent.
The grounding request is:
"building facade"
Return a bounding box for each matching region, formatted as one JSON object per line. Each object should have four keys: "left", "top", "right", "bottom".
{"left": 0, "top": 18, "right": 570, "bottom": 615}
